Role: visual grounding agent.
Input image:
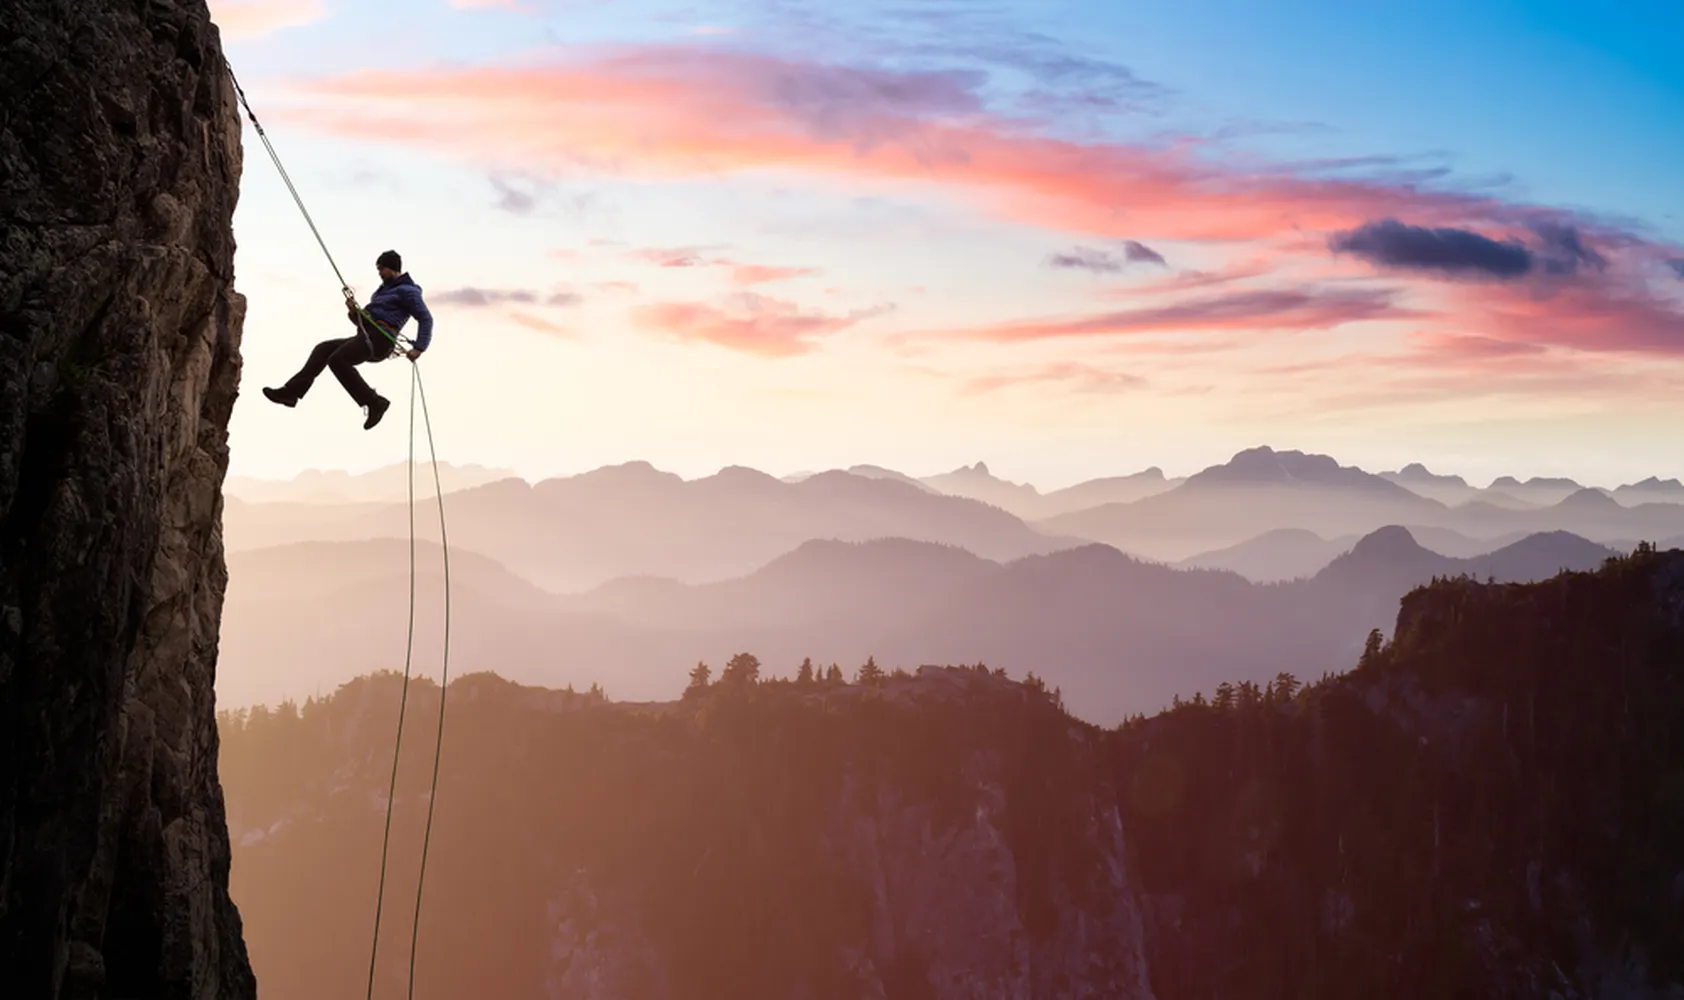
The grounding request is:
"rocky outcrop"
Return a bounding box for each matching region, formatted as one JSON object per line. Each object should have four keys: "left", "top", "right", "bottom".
{"left": 0, "top": 0, "right": 255, "bottom": 996}
{"left": 1119, "top": 547, "right": 1684, "bottom": 999}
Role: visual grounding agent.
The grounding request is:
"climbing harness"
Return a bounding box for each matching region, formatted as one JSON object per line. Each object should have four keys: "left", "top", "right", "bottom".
{"left": 226, "top": 60, "right": 451, "bottom": 1000}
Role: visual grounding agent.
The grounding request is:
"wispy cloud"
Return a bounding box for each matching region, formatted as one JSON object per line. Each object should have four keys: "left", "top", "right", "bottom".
{"left": 1454, "top": 280, "right": 1684, "bottom": 356}
{"left": 720, "top": 262, "right": 821, "bottom": 285}
{"left": 209, "top": 0, "right": 326, "bottom": 40}
{"left": 276, "top": 42, "right": 1684, "bottom": 371}
{"left": 626, "top": 246, "right": 713, "bottom": 268}
{"left": 1108, "top": 258, "right": 1277, "bottom": 296}
{"left": 506, "top": 311, "right": 572, "bottom": 337}
{"left": 489, "top": 175, "right": 542, "bottom": 215}
{"left": 961, "top": 362, "right": 1149, "bottom": 395}
{"left": 1403, "top": 332, "right": 1549, "bottom": 362}
{"left": 928, "top": 286, "right": 1421, "bottom": 343}
{"left": 622, "top": 245, "right": 819, "bottom": 285}
{"left": 632, "top": 292, "right": 893, "bottom": 357}
{"left": 1046, "top": 240, "right": 1167, "bottom": 274}
{"left": 433, "top": 286, "right": 578, "bottom": 307}
{"left": 283, "top": 47, "right": 1591, "bottom": 246}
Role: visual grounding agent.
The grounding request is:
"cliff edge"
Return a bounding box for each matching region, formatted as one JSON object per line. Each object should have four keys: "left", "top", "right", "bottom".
{"left": 0, "top": 0, "right": 256, "bottom": 996}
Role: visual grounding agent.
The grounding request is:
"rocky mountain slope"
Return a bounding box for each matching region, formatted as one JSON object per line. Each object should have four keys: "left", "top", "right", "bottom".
{"left": 1122, "top": 543, "right": 1684, "bottom": 998}
{"left": 220, "top": 546, "right": 1684, "bottom": 999}
{"left": 0, "top": 0, "right": 256, "bottom": 994}
{"left": 221, "top": 668, "right": 1155, "bottom": 999}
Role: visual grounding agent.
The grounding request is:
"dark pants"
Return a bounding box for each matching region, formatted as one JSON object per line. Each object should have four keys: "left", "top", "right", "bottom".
{"left": 281, "top": 314, "right": 395, "bottom": 407}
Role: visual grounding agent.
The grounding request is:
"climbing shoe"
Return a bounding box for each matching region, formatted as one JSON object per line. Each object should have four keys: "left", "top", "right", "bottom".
{"left": 262, "top": 386, "right": 298, "bottom": 407}
{"left": 363, "top": 395, "right": 391, "bottom": 430}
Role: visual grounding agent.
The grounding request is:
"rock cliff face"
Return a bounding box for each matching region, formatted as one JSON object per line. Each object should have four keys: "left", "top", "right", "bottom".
{"left": 0, "top": 0, "right": 255, "bottom": 996}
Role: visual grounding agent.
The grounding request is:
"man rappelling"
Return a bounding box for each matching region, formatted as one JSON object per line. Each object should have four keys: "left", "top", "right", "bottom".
{"left": 261, "top": 250, "right": 434, "bottom": 429}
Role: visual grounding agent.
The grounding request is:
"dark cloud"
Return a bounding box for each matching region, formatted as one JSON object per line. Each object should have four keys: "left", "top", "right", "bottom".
{"left": 1531, "top": 220, "right": 1607, "bottom": 276}
{"left": 1047, "top": 246, "right": 1121, "bottom": 273}
{"left": 1046, "top": 240, "right": 1166, "bottom": 273}
{"left": 1329, "top": 219, "right": 1532, "bottom": 279}
{"left": 1330, "top": 217, "right": 1614, "bottom": 283}
{"left": 1670, "top": 259, "right": 1684, "bottom": 279}
{"left": 1122, "top": 240, "right": 1167, "bottom": 266}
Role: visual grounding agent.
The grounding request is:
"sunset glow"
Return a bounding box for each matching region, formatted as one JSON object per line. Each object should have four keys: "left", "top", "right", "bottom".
{"left": 213, "top": 0, "right": 1684, "bottom": 488}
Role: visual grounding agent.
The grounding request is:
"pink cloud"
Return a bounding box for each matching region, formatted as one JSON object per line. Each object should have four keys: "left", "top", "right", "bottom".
{"left": 279, "top": 47, "right": 1580, "bottom": 246}
{"left": 1404, "top": 332, "right": 1548, "bottom": 361}
{"left": 507, "top": 311, "right": 572, "bottom": 337}
{"left": 272, "top": 44, "right": 1684, "bottom": 368}
{"left": 627, "top": 246, "right": 712, "bottom": 268}
{"left": 720, "top": 262, "right": 820, "bottom": 285}
{"left": 632, "top": 293, "right": 890, "bottom": 357}
{"left": 926, "top": 286, "right": 1424, "bottom": 343}
{"left": 1455, "top": 280, "right": 1684, "bottom": 355}
{"left": 1105, "top": 258, "right": 1279, "bottom": 297}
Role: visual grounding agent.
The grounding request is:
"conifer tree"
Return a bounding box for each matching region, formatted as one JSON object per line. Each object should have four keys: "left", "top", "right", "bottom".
{"left": 722, "top": 652, "right": 761, "bottom": 687}
{"left": 857, "top": 656, "right": 884, "bottom": 686}
{"left": 684, "top": 661, "right": 712, "bottom": 698}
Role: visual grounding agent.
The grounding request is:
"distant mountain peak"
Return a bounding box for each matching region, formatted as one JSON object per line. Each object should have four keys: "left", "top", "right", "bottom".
{"left": 1390, "top": 463, "right": 1469, "bottom": 487}
{"left": 1185, "top": 446, "right": 1416, "bottom": 498}
{"left": 1620, "top": 476, "right": 1684, "bottom": 492}
{"left": 1492, "top": 475, "right": 1584, "bottom": 490}
{"left": 1348, "top": 524, "right": 1427, "bottom": 560}
{"left": 712, "top": 465, "right": 781, "bottom": 484}
{"left": 1556, "top": 487, "right": 1619, "bottom": 509}
{"left": 570, "top": 460, "right": 682, "bottom": 486}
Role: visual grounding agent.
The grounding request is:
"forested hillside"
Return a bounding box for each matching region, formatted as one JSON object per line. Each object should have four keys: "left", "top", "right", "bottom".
{"left": 219, "top": 546, "right": 1684, "bottom": 999}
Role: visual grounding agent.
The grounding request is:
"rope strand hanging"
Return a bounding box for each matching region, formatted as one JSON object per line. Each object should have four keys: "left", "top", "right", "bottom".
{"left": 225, "top": 57, "right": 451, "bottom": 1000}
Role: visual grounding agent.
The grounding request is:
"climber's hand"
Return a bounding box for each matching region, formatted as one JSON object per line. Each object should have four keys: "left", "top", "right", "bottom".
{"left": 406, "top": 348, "right": 422, "bottom": 361}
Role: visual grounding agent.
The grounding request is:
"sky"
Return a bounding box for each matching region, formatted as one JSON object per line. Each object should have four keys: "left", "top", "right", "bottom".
{"left": 210, "top": 0, "right": 1684, "bottom": 490}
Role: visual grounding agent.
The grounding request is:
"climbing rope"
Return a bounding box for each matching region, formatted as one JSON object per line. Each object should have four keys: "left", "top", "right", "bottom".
{"left": 405, "top": 357, "right": 451, "bottom": 1000}
{"left": 224, "top": 58, "right": 449, "bottom": 999}
{"left": 226, "top": 63, "right": 413, "bottom": 353}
